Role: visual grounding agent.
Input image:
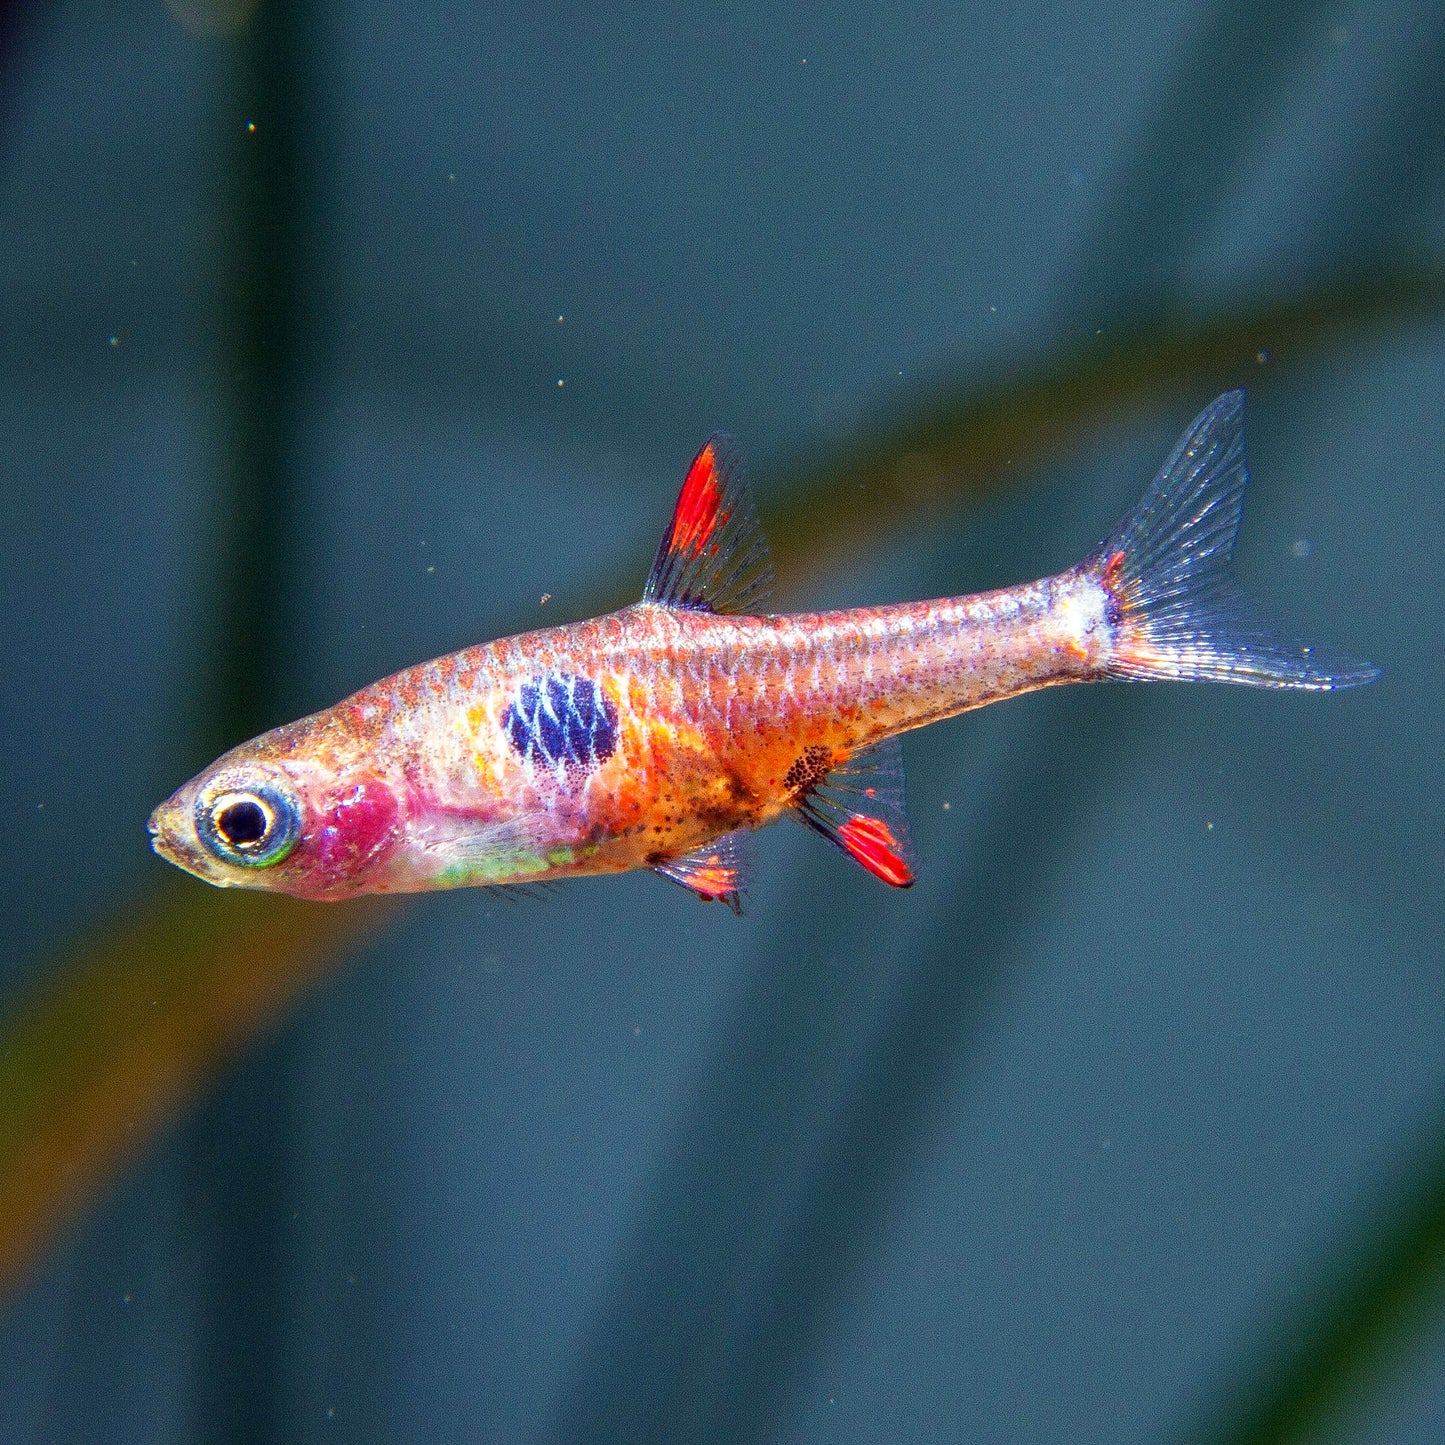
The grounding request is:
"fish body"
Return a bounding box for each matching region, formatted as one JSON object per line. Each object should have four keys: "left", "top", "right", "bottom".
{"left": 149, "top": 393, "right": 1376, "bottom": 909}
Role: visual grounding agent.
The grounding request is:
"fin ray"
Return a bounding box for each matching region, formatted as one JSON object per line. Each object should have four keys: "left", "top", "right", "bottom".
{"left": 1096, "top": 391, "right": 1378, "bottom": 690}
{"left": 653, "top": 830, "right": 750, "bottom": 913}
{"left": 792, "top": 737, "right": 916, "bottom": 888}
{"left": 492, "top": 881, "right": 560, "bottom": 902}
{"left": 643, "top": 434, "right": 774, "bottom": 614}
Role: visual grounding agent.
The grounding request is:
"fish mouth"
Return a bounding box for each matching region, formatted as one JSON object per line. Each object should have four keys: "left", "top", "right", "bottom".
{"left": 147, "top": 797, "right": 179, "bottom": 857}
{"left": 147, "top": 794, "right": 229, "bottom": 885}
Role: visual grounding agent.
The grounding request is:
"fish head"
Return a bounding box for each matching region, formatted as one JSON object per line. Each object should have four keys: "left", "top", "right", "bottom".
{"left": 148, "top": 719, "right": 406, "bottom": 900}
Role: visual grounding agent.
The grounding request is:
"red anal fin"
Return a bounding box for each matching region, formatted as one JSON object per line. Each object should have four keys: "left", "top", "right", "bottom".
{"left": 642, "top": 434, "right": 774, "bottom": 615}
{"left": 653, "top": 831, "right": 749, "bottom": 915}
{"left": 792, "top": 736, "right": 917, "bottom": 889}
{"left": 836, "top": 816, "right": 915, "bottom": 888}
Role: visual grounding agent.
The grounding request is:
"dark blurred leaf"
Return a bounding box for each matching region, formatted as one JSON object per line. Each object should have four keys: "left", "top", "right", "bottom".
{"left": 762, "top": 266, "right": 1445, "bottom": 584}
{"left": 1180, "top": 1113, "right": 1445, "bottom": 1445}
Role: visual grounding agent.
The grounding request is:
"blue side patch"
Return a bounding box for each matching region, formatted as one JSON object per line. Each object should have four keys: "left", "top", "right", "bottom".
{"left": 504, "top": 672, "right": 619, "bottom": 782}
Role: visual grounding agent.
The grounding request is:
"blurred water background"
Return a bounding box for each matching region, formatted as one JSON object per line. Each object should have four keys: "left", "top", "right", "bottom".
{"left": 0, "top": 1, "right": 1442, "bottom": 1442}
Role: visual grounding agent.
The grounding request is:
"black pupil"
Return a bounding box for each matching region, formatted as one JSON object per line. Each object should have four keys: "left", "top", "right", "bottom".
{"left": 217, "top": 799, "right": 269, "bottom": 847}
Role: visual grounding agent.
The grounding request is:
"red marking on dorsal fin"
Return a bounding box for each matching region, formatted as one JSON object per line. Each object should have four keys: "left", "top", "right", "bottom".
{"left": 642, "top": 434, "right": 774, "bottom": 615}
{"left": 653, "top": 831, "right": 750, "bottom": 914}
{"left": 671, "top": 442, "right": 726, "bottom": 558}
{"left": 791, "top": 736, "right": 917, "bottom": 889}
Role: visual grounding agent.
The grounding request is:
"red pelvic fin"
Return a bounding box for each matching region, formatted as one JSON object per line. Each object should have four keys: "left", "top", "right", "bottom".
{"left": 653, "top": 831, "right": 749, "bottom": 914}
{"left": 792, "top": 737, "right": 916, "bottom": 889}
{"left": 642, "top": 434, "right": 774, "bottom": 615}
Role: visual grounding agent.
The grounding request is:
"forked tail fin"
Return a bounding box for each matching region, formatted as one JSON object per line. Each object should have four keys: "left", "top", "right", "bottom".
{"left": 1093, "top": 391, "right": 1378, "bottom": 690}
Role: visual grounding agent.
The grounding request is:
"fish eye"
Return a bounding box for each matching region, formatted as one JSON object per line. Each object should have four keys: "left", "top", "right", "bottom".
{"left": 196, "top": 779, "right": 300, "bottom": 867}
{"left": 217, "top": 797, "right": 268, "bottom": 846}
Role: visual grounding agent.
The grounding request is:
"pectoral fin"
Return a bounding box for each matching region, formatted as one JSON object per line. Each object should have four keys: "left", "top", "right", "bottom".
{"left": 415, "top": 813, "right": 555, "bottom": 888}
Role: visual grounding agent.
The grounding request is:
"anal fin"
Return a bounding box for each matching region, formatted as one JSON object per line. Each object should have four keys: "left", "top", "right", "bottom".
{"left": 793, "top": 736, "right": 916, "bottom": 888}
{"left": 653, "top": 831, "right": 750, "bottom": 914}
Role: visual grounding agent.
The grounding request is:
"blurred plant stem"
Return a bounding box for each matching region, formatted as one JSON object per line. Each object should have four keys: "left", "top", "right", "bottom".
{"left": 0, "top": 264, "right": 1441, "bottom": 1440}
{"left": 200, "top": 4, "right": 311, "bottom": 755}
{"left": 762, "top": 264, "right": 1442, "bottom": 584}
{"left": 183, "top": 10, "right": 316, "bottom": 1439}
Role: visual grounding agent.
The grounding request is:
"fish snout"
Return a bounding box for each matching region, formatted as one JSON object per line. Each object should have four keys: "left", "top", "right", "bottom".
{"left": 147, "top": 794, "right": 179, "bottom": 855}
{"left": 147, "top": 789, "right": 222, "bottom": 883}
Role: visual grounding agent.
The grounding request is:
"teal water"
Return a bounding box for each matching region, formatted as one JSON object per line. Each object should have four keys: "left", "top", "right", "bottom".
{"left": 0, "top": 3, "right": 1440, "bottom": 1443}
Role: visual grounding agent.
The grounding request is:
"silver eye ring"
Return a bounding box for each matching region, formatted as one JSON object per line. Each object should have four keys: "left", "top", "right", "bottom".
{"left": 196, "top": 778, "right": 300, "bottom": 867}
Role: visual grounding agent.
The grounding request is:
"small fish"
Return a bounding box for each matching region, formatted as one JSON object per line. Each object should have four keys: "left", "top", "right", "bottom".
{"left": 149, "top": 392, "right": 1377, "bottom": 911}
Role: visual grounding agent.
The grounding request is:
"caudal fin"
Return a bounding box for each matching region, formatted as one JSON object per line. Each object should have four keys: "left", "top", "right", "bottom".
{"left": 1093, "top": 391, "right": 1378, "bottom": 691}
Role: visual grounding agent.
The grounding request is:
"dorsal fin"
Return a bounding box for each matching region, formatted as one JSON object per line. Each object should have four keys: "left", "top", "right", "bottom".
{"left": 653, "top": 830, "right": 750, "bottom": 914}
{"left": 642, "top": 433, "right": 774, "bottom": 614}
{"left": 790, "top": 737, "right": 916, "bottom": 888}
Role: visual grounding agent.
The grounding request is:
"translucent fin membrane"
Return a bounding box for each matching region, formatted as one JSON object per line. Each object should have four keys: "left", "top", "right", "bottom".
{"left": 1095, "top": 391, "right": 1379, "bottom": 691}
{"left": 793, "top": 737, "right": 916, "bottom": 887}
{"left": 653, "top": 830, "right": 749, "bottom": 914}
{"left": 643, "top": 433, "right": 775, "bottom": 615}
